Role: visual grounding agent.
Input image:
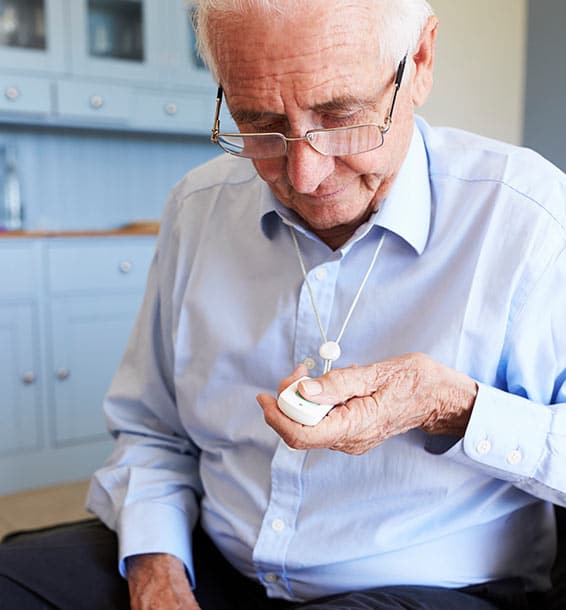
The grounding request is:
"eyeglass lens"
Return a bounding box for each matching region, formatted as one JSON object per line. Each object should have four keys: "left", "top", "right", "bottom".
{"left": 218, "top": 125, "right": 385, "bottom": 159}
{"left": 308, "top": 125, "right": 384, "bottom": 156}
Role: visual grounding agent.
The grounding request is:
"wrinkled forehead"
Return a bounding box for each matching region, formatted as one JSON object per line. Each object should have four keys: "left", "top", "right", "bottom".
{"left": 210, "top": 0, "right": 385, "bottom": 99}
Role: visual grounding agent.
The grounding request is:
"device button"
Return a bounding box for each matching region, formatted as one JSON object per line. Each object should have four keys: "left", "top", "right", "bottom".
{"left": 264, "top": 572, "right": 279, "bottom": 584}
{"left": 271, "top": 518, "right": 285, "bottom": 532}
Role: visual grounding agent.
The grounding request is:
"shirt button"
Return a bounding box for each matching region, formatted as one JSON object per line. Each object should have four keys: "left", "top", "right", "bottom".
{"left": 476, "top": 439, "right": 492, "bottom": 455}
{"left": 303, "top": 357, "right": 316, "bottom": 370}
{"left": 506, "top": 449, "right": 522, "bottom": 465}
{"left": 264, "top": 572, "right": 279, "bottom": 584}
{"left": 315, "top": 267, "right": 328, "bottom": 281}
{"left": 271, "top": 518, "right": 285, "bottom": 532}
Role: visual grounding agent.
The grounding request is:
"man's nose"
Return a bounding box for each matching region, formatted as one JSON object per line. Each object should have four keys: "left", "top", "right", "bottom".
{"left": 285, "top": 139, "right": 335, "bottom": 194}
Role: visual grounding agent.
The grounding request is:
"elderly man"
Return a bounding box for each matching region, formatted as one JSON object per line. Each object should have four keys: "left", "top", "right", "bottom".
{"left": 1, "top": 0, "right": 565, "bottom": 609}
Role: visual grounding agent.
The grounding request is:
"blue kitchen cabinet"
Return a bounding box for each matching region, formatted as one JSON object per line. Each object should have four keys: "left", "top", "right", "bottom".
{"left": 49, "top": 292, "right": 143, "bottom": 446}
{"left": 167, "top": 0, "right": 216, "bottom": 91}
{"left": 0, "top": 235, "right": 156, "bottom": 494}
{"left": 0, "top": 241, "right": 42, "bottom": 458}
{"left": 68, "top": 0, "right": 163, "bottom": 85}
{"left": 0, "top": 0, "right": 218, "bottom": 133}
{"left": 0, "top": 0, "right": 67, "bottom": 74}
{"left": 0, "top": 302, "right": 41, "bottom": 454}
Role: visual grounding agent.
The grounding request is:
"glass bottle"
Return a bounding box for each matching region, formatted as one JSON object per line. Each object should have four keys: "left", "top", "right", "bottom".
{"left": 0, "top": 145, "right": 23, "bottom": 231}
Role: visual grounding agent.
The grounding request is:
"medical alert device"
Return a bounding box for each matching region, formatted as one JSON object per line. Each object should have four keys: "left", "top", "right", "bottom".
{"left": 277, "top": 377, "right": 334, "bottom": 426}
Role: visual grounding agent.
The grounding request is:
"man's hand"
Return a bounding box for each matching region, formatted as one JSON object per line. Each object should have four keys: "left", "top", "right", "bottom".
{"left": 127, "top": 553, "right": 200, "bottom": 610}
{"left": 257, "top": 353, "right": 478, "bottom": 454}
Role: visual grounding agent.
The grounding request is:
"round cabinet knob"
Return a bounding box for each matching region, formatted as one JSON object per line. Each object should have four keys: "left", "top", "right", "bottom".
{"left": 119, "top": 260, "right": 133, "bottom": 274}
{"left": 164, "top": 102, "right": 178, "bottom": 116}
{"left": 89, "top": 94, "right": 105, "bottom": 110}
{"left": 22, "top": 371, "right": 36, "bottom": 385}
{"left": 5, "top": 86, "right": 20, "bottom": 101}
{"left": 56, "top": 368, "right": 71, "bottom": 381}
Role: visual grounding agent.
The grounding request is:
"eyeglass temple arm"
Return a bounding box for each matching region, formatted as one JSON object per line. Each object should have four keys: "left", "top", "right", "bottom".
{"left": 382, "top": 54, "right": 407, "bottom": 133}
{"left": 211, "top": 85, "right": 223, "bottom": 143}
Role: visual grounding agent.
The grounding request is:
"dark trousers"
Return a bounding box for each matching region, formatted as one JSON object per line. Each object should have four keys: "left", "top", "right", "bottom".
{"left": 0, "top": 519, "right": 547, "bottom": 610}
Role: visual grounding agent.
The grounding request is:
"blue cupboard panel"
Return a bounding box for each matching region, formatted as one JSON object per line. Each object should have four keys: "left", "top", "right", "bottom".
{"left": 0, "top": 75, "right": 52, "bottom": 115}
{"left": 56, "top": 80, "right": 132, "bottom": 123}
{"left": 47, "top": 238, "right": 155, "bottom": 294}
{"left": 0, "top": 242, "right": 38, "bottom": 297}
{"left": 68, "top": 0, "right": 164, "bottom": 85}
{"left": 0, "top": 302, "right": 41, "bottom": 455}
{"left": 49, "top": 292, "right": 144, "bottom": 445}
{"left": 0, "top": 0, "right": 67, "bottom": 74}
{"left": 131, "top": 89, "right": 212, "bottom": 135}
{"left": 0, "top": 440, "right": 113, "bottom": 494}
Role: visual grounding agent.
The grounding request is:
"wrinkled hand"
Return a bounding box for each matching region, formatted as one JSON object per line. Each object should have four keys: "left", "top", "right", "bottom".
{"left": 257, "top": 353, "right": 478, "bottom": 454}
{"left": 127, "top": 553, "right": 200, "bottom": 610}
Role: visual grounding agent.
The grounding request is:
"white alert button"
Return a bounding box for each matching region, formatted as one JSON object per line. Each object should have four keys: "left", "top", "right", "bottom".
{"left": 315, "top": 267, "right": 328, "bottom": 281}
{"left": 271, "top": 518, "right": 285, "bottom": 532}
{"left": 476, "top": 439, "right": 492, "bottom": 455}
{"left": 506, "top": 450, "right": 522, "bottom": 465}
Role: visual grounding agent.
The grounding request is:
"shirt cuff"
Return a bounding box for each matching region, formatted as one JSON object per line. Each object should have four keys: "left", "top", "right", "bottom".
{"left": 444, "top": 382, "right": 552, "bottom": 481}
{"left": 118, "top": 501, "right": 196, "bottom": 586}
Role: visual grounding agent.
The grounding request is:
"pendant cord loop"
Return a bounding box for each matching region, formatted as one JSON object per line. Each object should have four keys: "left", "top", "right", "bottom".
{"left": 290, "top": 227, "right": 386, "bottom": 373}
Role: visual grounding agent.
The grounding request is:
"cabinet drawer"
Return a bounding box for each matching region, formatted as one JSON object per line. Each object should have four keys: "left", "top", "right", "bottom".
{"left": 0, "top": 244, "right": 37, "bottom": 296}
{"left": 56, "top": 81, "right": 132, "bottom": 123}
{"left": 132, "top": 91, "right": 211, "bottom": 135}
{"left": 47, "top": 239, "right": 155, "bottom": 294}
{"left": 0, "top": 75, "right": 51, "bottom": 115}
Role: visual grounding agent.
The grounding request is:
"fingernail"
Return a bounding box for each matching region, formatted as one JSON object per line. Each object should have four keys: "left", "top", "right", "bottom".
{"left": 301, "top": 380, "right": 322, "bottom": 396}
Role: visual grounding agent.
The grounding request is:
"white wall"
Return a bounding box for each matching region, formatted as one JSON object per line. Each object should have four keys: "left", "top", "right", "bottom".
{"left": 419, "top": 0, "right": 528, "bottom": 145}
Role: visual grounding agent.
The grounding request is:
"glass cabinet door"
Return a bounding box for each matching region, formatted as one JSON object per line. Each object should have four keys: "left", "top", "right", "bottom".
{"left": 168, "top": 0, "right": 216, "bottom": 91}
{"left": 0, "top": 0, "right": 65, "bottom": 72}
{"left": 69, "top": 0, "right": 162, "bottom": 83}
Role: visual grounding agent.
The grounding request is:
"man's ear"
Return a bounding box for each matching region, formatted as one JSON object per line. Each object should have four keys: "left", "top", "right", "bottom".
{"left": 411, "top": 15, "right": 438, "bottom": 107}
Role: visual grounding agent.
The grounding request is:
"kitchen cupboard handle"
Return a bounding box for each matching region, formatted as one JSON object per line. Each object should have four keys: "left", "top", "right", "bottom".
{"left": 164, "top": 102, "right": 178, "bottom": 116}
{"left": 56, "top": 368, "right": 71, "bottom": 381}
{"left": 22, "top": 371, "right": 36, "bottom": 385}
{"left": 89, "top": 95, "right": 104, "bottom": 110}
{"left": 119, "top": 260, "right": 133, "bottom": 274}
{"left": 5, "top": 86, "right": 20, "bottom": 101}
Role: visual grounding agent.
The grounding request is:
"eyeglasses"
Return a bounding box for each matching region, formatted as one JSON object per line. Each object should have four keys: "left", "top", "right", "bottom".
{"left": 211, "top": 55, "right": 407, "bottom": 160}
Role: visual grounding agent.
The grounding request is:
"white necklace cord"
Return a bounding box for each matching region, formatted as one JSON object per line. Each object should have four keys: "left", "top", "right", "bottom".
{"left": 289, "top": 227, "right": 386, "bottom": 373}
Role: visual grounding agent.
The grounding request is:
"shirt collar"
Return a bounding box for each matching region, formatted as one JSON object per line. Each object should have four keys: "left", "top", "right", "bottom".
{"left": 259, "top": 121, "right": 431, "bottom": 255}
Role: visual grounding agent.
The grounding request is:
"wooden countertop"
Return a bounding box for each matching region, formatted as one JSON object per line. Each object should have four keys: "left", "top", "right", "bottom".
{"left": 0, "top": 225, "right": 160, "bottom": 239}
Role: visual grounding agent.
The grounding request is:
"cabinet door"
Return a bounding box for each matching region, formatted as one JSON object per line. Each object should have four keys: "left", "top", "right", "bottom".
{"left": 68, "top": 0, "right": 163, "bottom": 84}
{"left": 49, "top": 293, "right": 142, "bottom": 446}
{"left": 0, "top": 0, "right": 66, "bottom": 73}
{"left": 0, "top": 302, "right": 41, "bottom": 455}
{"left": 167, "top": 0, "right": 215, "bottom": 91}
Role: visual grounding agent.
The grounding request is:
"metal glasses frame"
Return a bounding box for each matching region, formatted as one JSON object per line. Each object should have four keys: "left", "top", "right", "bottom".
{"left": 210, "top": 55, "right": 407, "bottom": 159}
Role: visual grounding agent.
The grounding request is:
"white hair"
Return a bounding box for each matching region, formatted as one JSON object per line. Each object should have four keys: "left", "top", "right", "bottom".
{"left": 192, "top": 0, "right": 434, "bottom": 81}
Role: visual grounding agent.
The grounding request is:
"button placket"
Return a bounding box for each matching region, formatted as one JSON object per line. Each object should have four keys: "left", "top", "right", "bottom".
{"left": 252, "top": 440, "right": 308, "bottom": 597}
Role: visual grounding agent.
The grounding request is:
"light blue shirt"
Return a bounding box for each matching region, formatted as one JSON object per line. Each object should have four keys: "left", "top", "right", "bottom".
{"left": 87, "top": 117, "right": 566, "bottom": 601}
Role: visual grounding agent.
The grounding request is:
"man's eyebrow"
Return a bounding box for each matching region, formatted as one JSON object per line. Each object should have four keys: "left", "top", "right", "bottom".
{"left": 230, "top": 95, "right": 377, "bottom": 124}
{"left": 312, "top": 95, "right": 377, "bottom": 114}
{"left": 230, "top": 109, "right": 285, "bottom": 124}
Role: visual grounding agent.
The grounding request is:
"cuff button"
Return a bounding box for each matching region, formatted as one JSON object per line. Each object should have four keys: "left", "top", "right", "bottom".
{"left": 476, "top": 439, "right": 492, "bottom": 455}
{"left": 506, "top": 449, "right": 523, "bottom": 465}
